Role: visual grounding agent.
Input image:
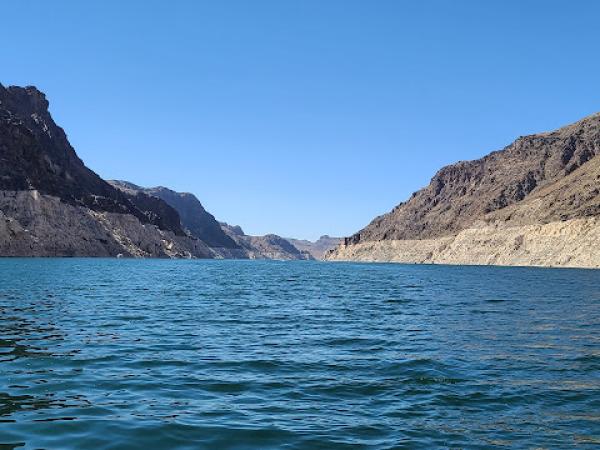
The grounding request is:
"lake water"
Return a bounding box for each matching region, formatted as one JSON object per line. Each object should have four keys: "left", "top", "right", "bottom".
{"left": 0, "top": 259, "right": 598, "bottom": 449}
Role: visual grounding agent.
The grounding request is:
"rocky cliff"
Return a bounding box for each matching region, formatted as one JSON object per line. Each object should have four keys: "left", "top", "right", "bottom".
{"left": 0, "top": 189, "right": 214, "bottom": 258}
{"left": 286, "top": 235, "right": 341, "bottom": 259}
{"left": 221, "top": 222, "right": 313, "bottom": 260}
{"left": 109, "top": 181, "right": 312, "bottom": 260}
{"left": 109, "top": 181, "right": 239, "bottom": 249}
{"left": 327, "top": 112, "right": 600, "bottom": 268}
{"left": 0, "top": 84, "right": 212, "bottom": 257}
{"left": 0, "top": 84, "right": 186, "bottom": 235}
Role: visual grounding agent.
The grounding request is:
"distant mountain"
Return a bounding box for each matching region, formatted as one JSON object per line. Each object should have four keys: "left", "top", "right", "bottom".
{"left": 328, "top": 112, "right": 600, "bottom": 268}
{"left": 0, "top": 84, "right": 209, "bottom": 257}
{"left": 221, "top": 222, "right": 313, "bottom": 260}
{"left": 109, "top": 181, "right": 238, "bottom": 249}
{"left": 0, "top": 83, "right": 321, "bottom": 259}
{"left": 286, "top": 235, "right": 341, "bottom": 259}
{"left": 109, "top": 181, "right": 312, "bottom": 260}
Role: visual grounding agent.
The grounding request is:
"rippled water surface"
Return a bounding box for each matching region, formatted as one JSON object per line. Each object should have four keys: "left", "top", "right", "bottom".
{"left": 0, "top": 259, "right": 599, "bottom": 449}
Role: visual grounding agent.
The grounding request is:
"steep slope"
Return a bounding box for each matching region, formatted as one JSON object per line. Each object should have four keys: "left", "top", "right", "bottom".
{"left": 329, "top": 112, "right": 600, "bottom": 268}
{"left": 286, "top": 235, "right": 341, "bottom": 259}
{"left": 221, "top": 222, "right": 313, "bottom": 260}
{"left": 109, "top": 181, "right": 238, "bottom": 249}
{"left": 0, "top": 190, "right": 213, "bottom": 258}
{"left": 0, "top": 84, "right": 208, "bottom": 257}
{"left": 484, "top": 153, "right": 600, "bottom": 226}
{"left": 345, "top": 113, "right": 600, "bottom": 245}
{"left": 0, "top": 84, "right": 185, "bottom": 235}
{"left": 110, "top": 181, "right": 311, "bottom": 260}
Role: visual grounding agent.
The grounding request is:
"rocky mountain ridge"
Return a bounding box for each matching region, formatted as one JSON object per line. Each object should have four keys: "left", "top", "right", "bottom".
{"left": 109, "top": 181, "right": 239, "bottom": 249}
{"left": 0, "top": 84, "right": 185, "bottom": 236}
{"left": 328, "top": 112, "right": 600, "bottom": 268}
{"left": 0, "top": 83, "right": 315, "bottom": 259}
{"left": 220, "top": 222, "right": 313, "bottom": 260}
{"left": 110, "top": 181, "right": 312, "bottom": 260}
{"left": 286, "top": 235, "right": 341, "bottom": 259}
{"left": 345, "top": 112, "right": 600, "bottom": 244}
{"left": 0, "top": 84, "right": 212, "bottom": 257}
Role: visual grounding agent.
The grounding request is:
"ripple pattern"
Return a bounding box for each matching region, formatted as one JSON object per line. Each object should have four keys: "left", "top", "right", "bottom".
{"left": 0, "top": 259, "right": 599, "bottom": 449}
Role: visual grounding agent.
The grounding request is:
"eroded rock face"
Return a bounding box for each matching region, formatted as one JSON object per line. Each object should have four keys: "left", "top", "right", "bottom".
{"left": 347, "top": 113, "right": 600, "bottom": 244}
{"left": 0, "top": 190, "right": 212, "bottom": 257}
{"left": 330, "top": 112, "right": 600, "bottom": 268}
{"left": 109, "top": 181, "right": 238, "bottom": 249}
{"left": 220, "top": 222, "right": 313, "bottom": 260}
{"left": 286, "top": 235, "right": 342, "bottom": 260}
{"left": 0, "top": 84, "right": 212, "bottom": 257}
{"left": 0, "top": 84, "right": 185, "bottom": 236}
{"left": 327, "top": 217, "right": 600, "bottom": 269}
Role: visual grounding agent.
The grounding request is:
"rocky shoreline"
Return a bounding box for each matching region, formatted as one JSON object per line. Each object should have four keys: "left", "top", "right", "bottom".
{"left": 0, "top": 84, "right": 325, "bottom": 259}
{"left": 327, "top": 111, "right": 600, "bottom": 268}
{"left": 327, "top": 217, "right": 600, "bottom": 269}
{"left": 0, "top": 190, "right": 214, "bottom": 258}
{"left": 2, "top": 82, "right": 599, "bottom": 264}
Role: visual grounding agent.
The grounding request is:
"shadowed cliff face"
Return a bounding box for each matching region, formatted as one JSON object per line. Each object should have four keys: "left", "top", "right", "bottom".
{"left": 348, "top": 112, "right": 600, "bottom": 244}
{"left": 0, "top": 84, "right": 315, "bottom": 259}
{"left": 109, "top": 181, "right": 239, "bottom": 249}
{"left": 147, "top": 188, "right": 238, "bottom": 248}
{"left": 0, "top": 84, "right": 184, "bottom": 236}
{"left": 109, "top": 181, "right": 313, "bottom": 259}
{"left": 220, "top": 222, "right": 313, "bottom": 260}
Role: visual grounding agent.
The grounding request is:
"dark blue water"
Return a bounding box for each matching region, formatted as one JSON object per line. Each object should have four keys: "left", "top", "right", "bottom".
{"left": 0, "top": 259, "right": 598, "bottom": 449}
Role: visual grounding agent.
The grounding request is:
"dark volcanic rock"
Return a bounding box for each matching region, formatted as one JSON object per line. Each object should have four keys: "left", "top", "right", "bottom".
{"left": 144, "top": 187, "right": 239, "bottom": 249}
{"left": 110, "top": 181, "right": 238, "bottom": 249}
{"left": 0, "top": 84, "right": 184, "bottom": 235}
{"left": 221, "top": 222, "right": 313, "bottom": 260}
{"left": 349, "top": 112, "right": 600, "bottom": 244}
{"left": 220, "top": 222, "right": 245, "bottom": 237}
{"left": 123, "top": 190, "right": 186, "bottom": 236}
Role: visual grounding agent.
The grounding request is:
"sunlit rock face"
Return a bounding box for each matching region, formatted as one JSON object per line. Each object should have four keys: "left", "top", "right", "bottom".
{"left": 0, "top": 84, "right": 210, "bottom": 257}
{"left": 328, "top": 112, "right": 600, "bottom": 268}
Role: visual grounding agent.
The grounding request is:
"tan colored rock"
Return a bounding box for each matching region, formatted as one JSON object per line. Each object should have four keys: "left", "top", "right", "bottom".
{"left": 0, "top": 190, "right": 213, "bottom": 258}
{"left": 327, "top": 217, "right": 600, "bottom": 269}
{"left": 334, "top": 111, "right": 600, "bottom": 267}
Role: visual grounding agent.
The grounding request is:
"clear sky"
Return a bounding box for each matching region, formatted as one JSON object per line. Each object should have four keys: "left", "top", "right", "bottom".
{"left": 2, "top": 1, "right": 600, "bottom": 240}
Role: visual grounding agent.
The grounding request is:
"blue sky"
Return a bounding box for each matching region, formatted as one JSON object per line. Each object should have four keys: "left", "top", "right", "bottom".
{"left": 2, "top": 1, "right": 600, "bottom": 240}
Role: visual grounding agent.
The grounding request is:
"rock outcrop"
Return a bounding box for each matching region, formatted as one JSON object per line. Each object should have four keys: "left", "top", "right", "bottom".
{"left": 327, "top": 112, "right": 600, "bottom": 268}
{"left": 109, "top": 181, "right": 239, "bottom": 249}
{"left": 286, "top": 235, "right": 341, "bottom": 259}
{"left": 0, "top": 190, "right": 212, "bottom": 258}
{"left": 0, "top": 84, "right": 185, "bottom": 235}
{"left": 109, "top": 181, "right": 313, "bottom": 260}
{"left": 0, "top": 84, "right": 210, "bottom": 257}
{"left": 221, "top": 222, "right": 313, "bottom": 260}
